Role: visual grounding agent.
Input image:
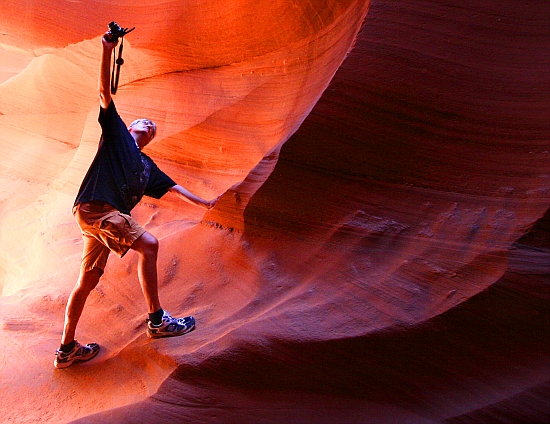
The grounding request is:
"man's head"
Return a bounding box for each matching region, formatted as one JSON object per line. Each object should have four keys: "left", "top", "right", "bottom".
{"left": 128, "top": 118, "right": 157, "bottom": 149}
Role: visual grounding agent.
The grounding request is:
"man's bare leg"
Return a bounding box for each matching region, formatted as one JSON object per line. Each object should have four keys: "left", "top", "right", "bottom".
{"left": 130, "top": 231, "right": 162, "bottom": 314}
{"left": 61, "top": 267, "right": 102, "bottom": 345}
{"left": 131, "top": 231, "right": 196, "bottom": 338}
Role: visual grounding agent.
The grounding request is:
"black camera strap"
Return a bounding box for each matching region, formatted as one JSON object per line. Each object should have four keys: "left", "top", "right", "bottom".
{"left": 110, "top": 37, "right": 125, "bottom": 95}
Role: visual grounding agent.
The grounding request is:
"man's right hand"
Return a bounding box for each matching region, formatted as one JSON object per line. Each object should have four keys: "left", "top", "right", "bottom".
{"left": 102, "top": 32, "right": 119, "bottom": 50}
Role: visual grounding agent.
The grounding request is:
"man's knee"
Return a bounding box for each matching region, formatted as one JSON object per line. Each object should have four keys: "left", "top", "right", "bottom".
{"left": 132, "top": 232, "right": 158, "bottom": 255}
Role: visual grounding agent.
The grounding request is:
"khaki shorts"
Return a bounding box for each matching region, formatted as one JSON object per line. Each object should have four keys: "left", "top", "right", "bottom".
{"left": 73, "top": 202, "right": 146, "bottom": 274}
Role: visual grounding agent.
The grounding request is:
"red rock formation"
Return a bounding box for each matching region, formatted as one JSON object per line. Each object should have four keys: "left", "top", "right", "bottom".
{"left": 0, "top": 0, "right": 549, "bottom": 423}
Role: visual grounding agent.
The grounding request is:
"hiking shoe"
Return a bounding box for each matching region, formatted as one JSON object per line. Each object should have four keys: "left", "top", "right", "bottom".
{"left": 146, "top": 310, "right": 195, "bottom": 339}
{"left": 54, "top": 341, "right": 100, "bottom": 369}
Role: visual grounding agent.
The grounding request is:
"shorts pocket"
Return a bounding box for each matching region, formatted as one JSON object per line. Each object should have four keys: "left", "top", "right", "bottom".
{"left": 89, "top": 211, "right": 144, "bottom": 258}
{"left": 93, "top": 212, "right": 129, "bottom": 240}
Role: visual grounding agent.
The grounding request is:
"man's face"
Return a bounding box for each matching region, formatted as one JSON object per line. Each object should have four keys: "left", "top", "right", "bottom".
{"left": 129, "top": 119, "right": 156, "bottom": 143}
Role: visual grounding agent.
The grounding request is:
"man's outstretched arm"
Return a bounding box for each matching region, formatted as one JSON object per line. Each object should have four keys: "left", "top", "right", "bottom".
{"left": 168, "top": 185, "right": 218, "bottom": 209}
{"left": 98, "top": 33, "right": 118, "bottom": 109}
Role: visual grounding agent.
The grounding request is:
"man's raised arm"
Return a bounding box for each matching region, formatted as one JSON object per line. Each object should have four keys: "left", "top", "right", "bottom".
{"left": 98, "top": 33, "right": 118, "bottom": 109}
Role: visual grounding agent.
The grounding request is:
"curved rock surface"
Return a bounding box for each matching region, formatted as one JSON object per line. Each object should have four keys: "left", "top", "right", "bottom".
{"left": 0, "top": 1, "right": 549, "bottom": 423}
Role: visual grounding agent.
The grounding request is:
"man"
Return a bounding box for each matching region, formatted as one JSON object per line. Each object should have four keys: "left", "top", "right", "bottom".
{"left": 54, "top": 30, "right": 217, "bottom": 369}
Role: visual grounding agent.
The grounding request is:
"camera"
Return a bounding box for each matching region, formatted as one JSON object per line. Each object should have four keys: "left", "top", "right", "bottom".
{"left": 107, "top": 21, "right": 135, "bottom": 42}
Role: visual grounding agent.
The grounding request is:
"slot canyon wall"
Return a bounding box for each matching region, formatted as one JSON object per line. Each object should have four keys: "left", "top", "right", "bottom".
{"left": 0, "top": 0, "right": 549, "bottom": 423}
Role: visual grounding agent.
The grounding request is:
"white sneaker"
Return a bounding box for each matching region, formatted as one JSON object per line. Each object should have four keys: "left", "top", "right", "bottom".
{"left": 146, "top": 310, "right": 195, "bottom": 339}
{"left": 54, "top": 341, "right": 100, "bottom": 369}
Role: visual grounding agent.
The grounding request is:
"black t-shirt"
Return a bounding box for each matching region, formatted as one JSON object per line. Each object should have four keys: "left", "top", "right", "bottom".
{"left": 74, "top": 101, "right": 175, "bottom": 215}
